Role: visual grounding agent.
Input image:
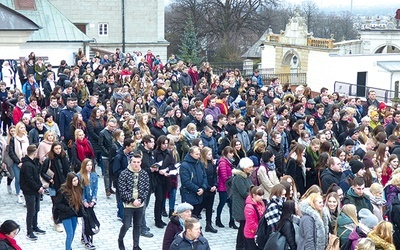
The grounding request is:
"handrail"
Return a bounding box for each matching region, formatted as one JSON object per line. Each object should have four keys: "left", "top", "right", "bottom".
{"left": 334, "top": 81, "right": 395, "bottom": 103}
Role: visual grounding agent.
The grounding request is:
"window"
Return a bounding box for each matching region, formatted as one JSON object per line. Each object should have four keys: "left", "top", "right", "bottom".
{"left": 98, "top": 23, "right": 108, "bottom": 36}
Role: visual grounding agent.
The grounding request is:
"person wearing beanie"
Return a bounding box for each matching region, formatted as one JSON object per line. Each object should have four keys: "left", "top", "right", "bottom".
{"left": 369, "top": 110, "right": 381, "bottom": 130}
{"left": 350, "top": 160, "right": 366, "bottom": 177}
{"left": 257, "top": 150, "right": 279, "bottom": 200}
{"left": 162, "top": 203, "right": 193, "bottom": 250}
{"left": 343, "top": 176, "right": 373, "bottom": 213}
{"left": 149, "top": 89, "right": 167, "bottom": 115}
{"left": 231, "top": 157, "right": 253, "bottom": 250}
{"left": 348, "top": 208, "right": 379, "bottom": 250}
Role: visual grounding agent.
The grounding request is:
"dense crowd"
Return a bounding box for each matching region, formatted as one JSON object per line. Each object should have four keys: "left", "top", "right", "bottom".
{"left": 0, "top": 48, "right": 400, "bottom": 250}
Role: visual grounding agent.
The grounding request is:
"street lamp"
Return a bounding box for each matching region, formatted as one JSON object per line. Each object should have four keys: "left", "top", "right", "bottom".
{"left": 293, "top": 56, "right": 298, "bottom": 65}
{"left": 260, "top": 43, "right": 265, "bottom": 50}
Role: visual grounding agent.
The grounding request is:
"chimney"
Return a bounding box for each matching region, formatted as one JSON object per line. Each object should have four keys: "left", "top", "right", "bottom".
{"left": 14, "top": 0, "right": 36, "bottom": 10}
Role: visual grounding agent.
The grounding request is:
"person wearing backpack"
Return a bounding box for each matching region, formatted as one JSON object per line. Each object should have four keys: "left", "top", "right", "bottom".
{"left": 231, "top": 157, "right": 254, "bottom": 250}
{"left": 244, "top": 186, "right": 266, "bottom": 250}
{"left": 257, "top": 150, "right": 279, "bottom": 203}
{"left": 276, "top": 200, "right": 299, "bottom": 250}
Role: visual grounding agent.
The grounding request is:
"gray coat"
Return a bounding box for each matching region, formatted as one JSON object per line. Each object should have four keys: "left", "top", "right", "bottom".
{"left": 298, "top": 202, "right": 328, "bottom": 250}
{"left": 231, "top": 168, "right": 252, "bottom": 221}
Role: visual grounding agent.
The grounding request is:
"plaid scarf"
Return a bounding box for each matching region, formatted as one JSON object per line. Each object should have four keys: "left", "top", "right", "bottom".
{"left": 265, "top": 195, "right": 285, "bottom": 231}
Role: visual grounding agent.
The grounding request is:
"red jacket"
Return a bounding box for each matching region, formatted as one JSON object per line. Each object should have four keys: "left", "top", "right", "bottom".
{"left": 382, "top": 166, "right": 393, "bottom": 186}
{"left": 244, "top": 195, "right": 265, "bottom": 239}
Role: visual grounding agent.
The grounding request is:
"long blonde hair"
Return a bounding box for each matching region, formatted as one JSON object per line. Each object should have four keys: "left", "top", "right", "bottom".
{"left": 369, "top": 221, "right": 393, "bottom": 244}
{"left": 200, "top": 147, "right": 212, "bottom": 168}
{"left": 79, "top": 158, "right": 94, "bottom": 186}
{"left": 307, "top": 193, "right": 323, "bottom": 217}
{"left": 335, "top": 204, "right": 358, "bottom": 234}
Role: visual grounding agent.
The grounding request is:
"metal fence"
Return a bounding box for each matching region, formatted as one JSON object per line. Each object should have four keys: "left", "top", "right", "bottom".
{"left": 334, "top": 81, "right": 396, "bottom": 103}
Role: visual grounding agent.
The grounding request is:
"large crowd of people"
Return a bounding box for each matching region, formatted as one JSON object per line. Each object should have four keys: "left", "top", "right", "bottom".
{"left": 0, "top": 48, "right": 400, "bottom": 250}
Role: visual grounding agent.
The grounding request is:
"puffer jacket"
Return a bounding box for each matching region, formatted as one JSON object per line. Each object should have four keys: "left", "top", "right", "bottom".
{"left": 243, "top": 195, "right": 265, "bottom": 238}
{"left": 179, "top": 153, "right": 208, "bottom": 205}
{"left": 217, "top": 157, "right": 233, "bottom": 192}
{"left": 231, "top": 168, "right": 252, "bottom": 221}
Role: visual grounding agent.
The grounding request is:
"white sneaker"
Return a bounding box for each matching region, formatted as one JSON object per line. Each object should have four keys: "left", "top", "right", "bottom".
{"left": 7, "top": 185, "right": 12, "bottom": 194}
{"left": 17, "top": 194, "right": 24, "bottom": 204}
{"left": 54, "top": 223, "right": 63, "bottom": 232}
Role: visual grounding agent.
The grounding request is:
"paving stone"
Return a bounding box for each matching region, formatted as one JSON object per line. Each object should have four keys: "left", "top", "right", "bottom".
{"left": 0, "top": 170, "right": 238, "bottom": 249}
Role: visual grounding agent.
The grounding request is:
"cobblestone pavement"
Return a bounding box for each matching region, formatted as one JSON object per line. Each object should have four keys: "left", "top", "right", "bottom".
{"left": 0, "top": 170, "right": 238, "bottom": 250}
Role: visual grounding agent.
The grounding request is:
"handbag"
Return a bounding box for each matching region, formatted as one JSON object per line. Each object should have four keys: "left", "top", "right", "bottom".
{"left": 326, "top": 233, "right": 340, "bottom": 250}
{"left": 263, "top": 230, "right": 287, "bottom": 250}
{"left": 40, "top": 160, "right": 54, "bottom": 189}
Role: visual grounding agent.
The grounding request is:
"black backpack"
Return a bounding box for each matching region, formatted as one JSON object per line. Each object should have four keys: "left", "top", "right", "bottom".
{"left": 254, "top": 208, "right": 271, "bottom": 248}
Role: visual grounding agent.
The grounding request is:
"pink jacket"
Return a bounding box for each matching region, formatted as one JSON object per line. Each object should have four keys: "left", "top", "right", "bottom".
{"left": 217, "top": 157, "right": 233, "bottom": 192}
{"left": 244, "top": 195, "right": 266, "bottom": 239}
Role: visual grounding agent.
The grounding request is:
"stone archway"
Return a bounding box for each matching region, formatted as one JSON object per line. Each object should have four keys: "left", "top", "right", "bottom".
{"left": 374, "top": 44, "right": 400, "bottom": 53}
{"left": 282, "top": 49, "right": 301, "bottom": 84}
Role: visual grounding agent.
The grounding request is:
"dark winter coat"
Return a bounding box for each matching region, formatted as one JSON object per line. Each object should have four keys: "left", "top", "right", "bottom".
{"left": 41, "top": 154, "right": 70, "bottom": 191}
{"left": 59, "top": 107, "right": 76, "bottom": 141}
{"left": 320, "top": 168, "right": 345, "bottom": 194}
{"left": 169, "top": 231, "right": 210, "bottom": 250}
{"left": 286, "top": 157, "right": 306, "bottom": 196}
{"left": 54, "top": 189, "right": 84, "bottom": 221}
{"left": 162, "top": 215, "right": 183, "bottom": 250}
{"left": 20, "top": 156, "right": 42, "bottom": 195}
{"left": 267, "top": 141, "right": 284, "bottom": 177}
{"left": 99, "top": 128, "right": 113, "bottom": 157}
{"left": 343, "top": 187, "right": 373, "bottom": 213}
{"left": 279, "top": 217, "right": 298, "bottom": 250}
{"left": 179, "top": 153, "right": 208, "bottom": 205}
{"left": 87, "top": 118, "right": 104, "bottom": 153}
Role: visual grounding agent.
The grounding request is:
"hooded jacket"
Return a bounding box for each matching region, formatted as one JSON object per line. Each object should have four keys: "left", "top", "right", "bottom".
{"left": 343, "top": 187, "right": 373, "bottom": 213}
{"left": 231, "top": 168, "right": 252, "bottom": 221}
{"left": 320, "top": 168, "right": 345, "bottom": 194}
{"left": 217, "top": 157, "right": 233, "bottom": 192}
{"left": 179, "top": 153, "right": 208, "bottom": 205}
{"left": 200, "top": 132, "right": 218, "bottom": 157}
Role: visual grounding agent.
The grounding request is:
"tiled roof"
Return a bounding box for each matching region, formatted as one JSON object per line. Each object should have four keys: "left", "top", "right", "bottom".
{"left": 0, "top": 0, "right": 92, "bottom": 42}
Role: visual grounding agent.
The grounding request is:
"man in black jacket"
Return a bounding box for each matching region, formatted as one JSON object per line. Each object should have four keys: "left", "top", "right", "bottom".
{"left": 99, "top": 117, "right": 117, "bottom": 197}
{"left": 137, "top": 135, "right": 156, "bottom": 238}
{"left": 20, "top": 145, "right": 46, "bottom": 240}
{"left": 320, "top": 157, "right": 345, "bottom": 194}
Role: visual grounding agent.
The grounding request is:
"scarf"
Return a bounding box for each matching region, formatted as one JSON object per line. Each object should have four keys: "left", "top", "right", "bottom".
{"left": 290, "top": 153, "right": 307, "bottom": 186}
{"left": 0, "top": 233, "right": 22, "bottom": 250}
{"left": 306, "top": 146, "right": 319, "bottom": 166}
{"left": 265, "top": 161, "right": 276, "bottom": 171}
{"left": 184, "top": 129, "right": 197, "bottom": 142}
{"left": 46, "top": 121, "right": 55, "bottom": 127}
{"left": 14, "top": 135, "right": 28, "bottom": 160}
{"left": 76, "top": 138, "right": 94, "bottom": 161}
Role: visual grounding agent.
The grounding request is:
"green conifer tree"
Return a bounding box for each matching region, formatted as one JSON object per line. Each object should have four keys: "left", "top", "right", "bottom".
{"left": 178, "top": 17, "right": 202, "bottom": 65}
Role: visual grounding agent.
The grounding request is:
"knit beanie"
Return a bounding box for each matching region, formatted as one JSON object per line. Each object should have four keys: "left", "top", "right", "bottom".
{"left": 350, "top": 160, "right": 365, "bottom": 174}
{"left": 175, "top": 203, "right": 194, "bottom": 214}
{"left": 359, "top": 208, "right": 378, "bottom": 229}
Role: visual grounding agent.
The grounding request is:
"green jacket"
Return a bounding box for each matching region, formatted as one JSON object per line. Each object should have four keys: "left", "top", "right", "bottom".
{"left": 342, "top": 187, "right": 373, "bottom": 214}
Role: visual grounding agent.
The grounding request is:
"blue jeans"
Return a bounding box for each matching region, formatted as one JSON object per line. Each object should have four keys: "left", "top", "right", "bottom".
{"left": 168, "top": 188, "right": 177, "bottom": 212}
{"left": 216, "top": 191, "right": 233, "bottom": 221}
{"left": 62, "top": 216, "right": 78, "bottom": 250}
{"left": 12, "top": 163, "right": 20, "bottom": 195}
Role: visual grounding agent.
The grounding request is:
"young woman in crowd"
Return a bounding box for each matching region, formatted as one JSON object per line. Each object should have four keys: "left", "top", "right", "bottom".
{"left": 381, "top": 154, "right": 399, "bottom": 186}
{"left": 77, "top": 159, "right": 98, "bottom": 250}
{"left": 305, "top": 138, "right": 320, "bottom": 189}
{"left": 281, "top": 175, "right": 299, "bottom": 202}
{"left": 71, "top": 129, "right": 95, "bottom": 173}
{"left": 267, "top": 130, "right": 284, "bottom": 178}
{"left": 199, "top": 147, "right": 218, "bottom": 233}
{"left": 276, "top": 200, "right": 299, "bottom": 250}
{"left": 87, "top": 107, "right": 105, "bottom": 175}
{"left": 180, "top": 123, "right": 198, "bottom": 158}
{"left": 265, "top": 183, "right": 287, "bottom": 238}
{"left": 336, "top": 204, "right": 359, "bottom": 247}
{"left": 55, "top": 172, "right": 84, "bottom": 250}
{"left": 8, "top": 122, "right": 29, "bottom": 204}
{"left": 69, "top": 113, "right": 87, "bottom": 143}
{"left": 243, "top": 186, "right": 265, "bottom": 250}
{"left": 0, "top": 220, "right": 22, "bottom": 250}
{"left": 41, "top": 141, "right": 70, "bottom": 232}
{"left": 367, "top": 221, "right": 396, "bottom": 250}
{"left": 216, "top": 146, "right": 236, "bottom": 229}
{"left": 44, "top": 113, "right": 61, "bottom": 139}
{"left": 36, "top": 131, "right": 57, "bottom": 164}
{"left": 298, "top": 193, "right": 328, "bottom": 250}
{"left": 257, "top": 150, "right": 279, "bottom": 203}
{"left": 286, "top": 142, "right": 307, "bottom": 195}
{"left": 324, "top": 192, "right": 341, "bottom": 234}
{"left": 231, "top": 138, "right": 246, "bottom": 169}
